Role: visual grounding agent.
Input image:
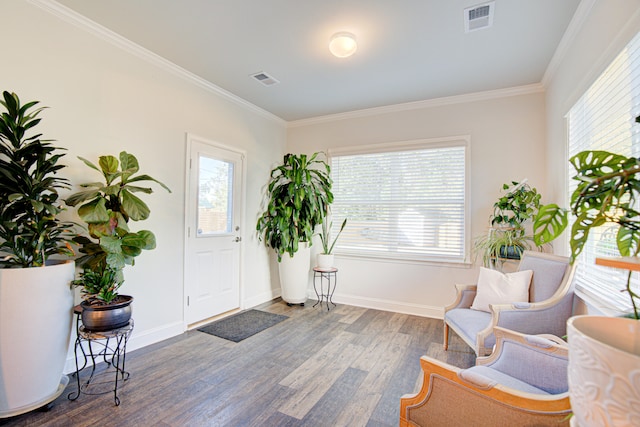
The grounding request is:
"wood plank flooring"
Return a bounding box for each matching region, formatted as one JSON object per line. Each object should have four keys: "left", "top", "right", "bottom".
{"left": 0, "top": 299, "right": 475, "bottom": 427}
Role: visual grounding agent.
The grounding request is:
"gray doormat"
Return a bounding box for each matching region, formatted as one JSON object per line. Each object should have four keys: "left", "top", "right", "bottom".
{"left": 197, "top": 309, "right": 288, "bottom": 342}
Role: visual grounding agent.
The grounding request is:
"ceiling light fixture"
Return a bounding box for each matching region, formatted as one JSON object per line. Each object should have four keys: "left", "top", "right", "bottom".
{"left": 329, "top": 32, "right": 357, "bottom": 58}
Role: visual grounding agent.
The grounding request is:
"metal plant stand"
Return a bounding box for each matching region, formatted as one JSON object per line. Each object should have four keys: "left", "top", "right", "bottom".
{"left": 68, "top": 308, "right": 133, "bottom": 406}
{"left": 313, "top": 267, "right": 338, "bottom": 311}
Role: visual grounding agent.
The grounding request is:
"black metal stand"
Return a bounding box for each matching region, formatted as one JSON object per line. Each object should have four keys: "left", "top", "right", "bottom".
{"left": 68, "top": 309, "right": 133, "bottom": 406}
{"left": 313, "top": 267, "right": 338, "bottom": 311}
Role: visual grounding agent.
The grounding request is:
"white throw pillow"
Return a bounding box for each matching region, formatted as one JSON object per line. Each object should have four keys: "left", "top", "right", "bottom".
{"left": 470, "top": 267, "right": 533, "bottom": 312}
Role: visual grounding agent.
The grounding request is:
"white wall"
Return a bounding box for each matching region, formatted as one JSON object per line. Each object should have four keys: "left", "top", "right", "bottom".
{"left": 544, "top": 0, "right": 640, "bottom": 314}
{"left": 287, "top": 89, "right": 547, "bottom": 317}
{"left": 0, "top": 1, "right": 286, "bottom": 358}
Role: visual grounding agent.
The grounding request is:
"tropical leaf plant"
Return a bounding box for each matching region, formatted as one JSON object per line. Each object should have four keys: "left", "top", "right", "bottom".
{"left": 533, "top": 141, "right": 640, "bottom": 319}
{"left": 256, "top": 152, "right": 333, "bottom": 261}
{"left": 0, "top": 91, "right": 75, "bottom": 268}
{"left": 473, "top": 180, "right": 542, "bottom": 266}
{"left": 66, "top": 151, "right": 170, "bottom": 304}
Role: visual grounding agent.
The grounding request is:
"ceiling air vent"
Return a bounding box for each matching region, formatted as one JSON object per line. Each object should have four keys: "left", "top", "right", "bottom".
{"left": 464, "top": 1, "right": 494, "bottom": 33}
{"left": 250, "top": 71, "right": 280, "bottom": 87}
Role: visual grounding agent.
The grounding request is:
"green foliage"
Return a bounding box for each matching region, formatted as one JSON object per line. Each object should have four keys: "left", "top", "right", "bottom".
{"left": 0, "top": 91, "right": 75, "bottom": 267}
{"left": 66, "top": 151, "right": 170, "bottom": 303}
{"left": 533, "top": 148, "right": 640, "bottom": 319}
{"left": 491, "top": 180, "right": 541, "bottom": 229}
{"left": 256, "top": 152, "right": 333, "bottom": 261}
{"left": 72, "top": 266, "right": 122, "bottom": 304}
{"left": 319, "top": 218, "right": 347, "bottom": 255}
{"left": 474, "top": 180, "right": 541, "bottom": 266}
{"left": 473, "top": 228, "right": 536, "bottom": 268}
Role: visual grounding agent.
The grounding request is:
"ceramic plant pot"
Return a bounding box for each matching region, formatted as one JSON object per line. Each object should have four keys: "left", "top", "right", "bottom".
{"left": 278, "top": 243, "right": 311, "bottom": 304}
{"left": 0, "top": 260, "right": 75, "bottom": 418}
{"left": 80, "top": 295, "right": 133, "bottom": 332}
{"left": 567, "top": 315, "right": 640, "bottom": 426}
{"left": 316, "top": 254, "right": 334, "bottom": 269}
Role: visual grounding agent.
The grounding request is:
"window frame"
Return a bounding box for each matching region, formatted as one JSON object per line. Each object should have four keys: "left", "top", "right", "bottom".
{"left": 327, "top": 136, "right": 471, "bottom": 265}
{"left": 564, "top": 30, "right": 640, "bottom": 316}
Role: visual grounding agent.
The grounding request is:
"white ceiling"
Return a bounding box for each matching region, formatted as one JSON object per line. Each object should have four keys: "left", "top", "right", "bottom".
{"left": 55, "top": 0, "right": 582, "bottom": 122}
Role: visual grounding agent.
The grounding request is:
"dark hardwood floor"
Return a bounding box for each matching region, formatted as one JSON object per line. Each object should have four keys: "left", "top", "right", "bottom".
{"left": 1, "top": 299, "right": 475, "bottom": 426}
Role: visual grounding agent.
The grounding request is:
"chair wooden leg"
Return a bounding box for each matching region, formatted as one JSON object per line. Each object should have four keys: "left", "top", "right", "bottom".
{"left": 443, "top": 322, "right": 449, "bottom": 350}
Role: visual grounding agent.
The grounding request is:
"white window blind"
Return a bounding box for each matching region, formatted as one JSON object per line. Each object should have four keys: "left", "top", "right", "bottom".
{"left": 328, "top": 138, "right": 468, "bottom": 263}
{"left": 567, "top": 30, "right": 640, "bottom": 314}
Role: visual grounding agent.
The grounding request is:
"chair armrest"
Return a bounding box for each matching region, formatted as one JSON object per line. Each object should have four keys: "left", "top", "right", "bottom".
{"left": 443, "top": 284, "right": 477, "bottom": 312}
{"left": 399, "top": 352, "right": 571, "bottom": 427}
{"left": 476, "top": 327, "right": 568, "bottom": 368}
{"left": 476, "top": 296, "right": 573, "bottom": 350}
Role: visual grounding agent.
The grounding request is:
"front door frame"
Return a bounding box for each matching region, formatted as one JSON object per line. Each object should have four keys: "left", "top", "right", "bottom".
{"left": 183, "top": 133, "right": 247, "bottom": 329}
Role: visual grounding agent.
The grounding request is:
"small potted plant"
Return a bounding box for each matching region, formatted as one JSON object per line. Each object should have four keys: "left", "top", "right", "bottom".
{"left": 532, "top": 115, "right": 640, "bottom": 425}
{"left": 317, "top": 217, "right": 347, "bottom": 268}
{"left": 65, "top": 151, "right": 170, "bottom": 331}
{"left": 473, "top": 179, "right": 541, "bottom": 268}
{"left": 0, "top": 91, "right": 77, "bottom": 417}
{"left": 256, "top": 152, "right": 332, "bottom": 305}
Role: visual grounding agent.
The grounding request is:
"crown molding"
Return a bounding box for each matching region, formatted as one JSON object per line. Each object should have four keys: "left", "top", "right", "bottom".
{"left": 28, "top": 0, "right": 286, "bottom": 126}
{"left": 287, "top": 84, "right": 544, "bottom": 128}
{"left": 541, "top": 0, "right": 597, "bottom": 88}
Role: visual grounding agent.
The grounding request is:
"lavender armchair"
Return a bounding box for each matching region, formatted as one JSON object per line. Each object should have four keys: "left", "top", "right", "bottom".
{"left": 443, "top": 251, "right": 576, "bottom": 356}
{"left": 400, "top": 327, "right": 571, "bottom": 426}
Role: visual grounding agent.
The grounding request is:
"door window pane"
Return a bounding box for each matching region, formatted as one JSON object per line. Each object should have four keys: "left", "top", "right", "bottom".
{"left": 197, "top": 155, "right": 234, "bottom": 235}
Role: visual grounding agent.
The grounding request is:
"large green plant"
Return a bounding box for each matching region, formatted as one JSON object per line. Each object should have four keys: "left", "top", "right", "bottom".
{"left": 533, "top": 122, "right": 640, "bottom": 319}
{"left": 491, "top": 180, "right": 541, "bottom": 230}
{"left": 0, "top": 91, "right": 75, "bottom": 268}
{"left": 474, "top": 180, "right": 541, "bottom": 267}
{"left": 256, "top": 152, "right": 333, "bottom": 261}
{"left": 66, "top": 151, "right": 170, "bottom": 304}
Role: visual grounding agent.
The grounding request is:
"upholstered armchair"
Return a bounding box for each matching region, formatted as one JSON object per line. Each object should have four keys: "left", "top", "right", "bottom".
{"left": 400, "top": 327, "right": 571, "bottom": 427}
{"left": 444, "top": 251, "right": 576, "bottom": 356}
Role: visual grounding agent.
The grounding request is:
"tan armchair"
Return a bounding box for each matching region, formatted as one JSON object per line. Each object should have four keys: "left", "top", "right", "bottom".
{"left": 400, "top": 327, "right": 571, "bottom": 427}
{"left": 443, "top": 251, "right": 576, "bottom": 356}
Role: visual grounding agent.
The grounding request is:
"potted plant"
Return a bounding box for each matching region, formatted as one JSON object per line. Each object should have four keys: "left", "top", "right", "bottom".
{"left": 65, "top": 151, "right": 170, "bottom": 331}
{"left": 473, "top": 179, "right": 541, "bottom": 268}
{"left": 533, "top": 116, "right": 640, "bottom": 426}
{"left": 0, "top": 91, "right": 76, "bottom": 417}
{"left": 317, "top": 217, "right": 347, "bottom": 268}
{"left": 256, "top": 152, "right": 332, "bottom": 305}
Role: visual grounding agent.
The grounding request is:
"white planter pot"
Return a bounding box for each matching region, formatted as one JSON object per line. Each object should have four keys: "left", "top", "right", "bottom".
{"left": 316, "top": 253, "right": 334, "bottom": 269}
{"left": 0, "top": 260, "right": 75, "bottom": 418}
{"left": 278, "top": 244, "right": 311, "bottom": 304}
{"left": 567, "top": 315, "right": 640, "bottom": 427}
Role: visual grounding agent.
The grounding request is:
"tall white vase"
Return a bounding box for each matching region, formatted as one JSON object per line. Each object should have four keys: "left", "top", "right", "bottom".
{"left": 0, "top": 260, "right": 75, "bottom": 418}
{"left": 278, "top": 244, "right": 311, "bottom": 304}
{"left": 567, "top": 315, "right": 640, "bottom": 427}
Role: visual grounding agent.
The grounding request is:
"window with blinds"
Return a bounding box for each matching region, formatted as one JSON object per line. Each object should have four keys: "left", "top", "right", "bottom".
{"left": 566, "top": 30, "right": 640, "bottom": 314}
{"left": 328, "top": 137, "right": 469, "bottom": 263}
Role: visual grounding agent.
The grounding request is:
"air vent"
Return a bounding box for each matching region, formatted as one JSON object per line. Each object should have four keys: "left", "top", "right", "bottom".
{"left": 464, "top": 2, "right": 495, "bottom": 33}
{"left": 250, "top": 71, "right": 280, "bottom": 86}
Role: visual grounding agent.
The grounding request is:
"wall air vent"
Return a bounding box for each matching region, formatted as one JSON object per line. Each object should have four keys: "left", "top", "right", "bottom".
{"left": 464, "top": 1, "right": 495, "bottom": 33}
{"left": 250, "top": 71, "right": 280, "bottom": 86}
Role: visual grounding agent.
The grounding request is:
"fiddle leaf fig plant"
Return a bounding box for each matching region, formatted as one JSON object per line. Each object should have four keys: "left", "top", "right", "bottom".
{"left": 66, "top": 151, "right": 170, "bottom": 304}
{"left": 256, "top": 152, "right": 333, "bottom": 261}
{"left": 0, "top": 91, "right": 75, "bottom": 268}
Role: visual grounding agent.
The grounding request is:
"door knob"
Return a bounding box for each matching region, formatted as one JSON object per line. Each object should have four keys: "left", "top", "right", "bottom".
{"left": 233, "top": 236, "right": 242, "bottom": 242}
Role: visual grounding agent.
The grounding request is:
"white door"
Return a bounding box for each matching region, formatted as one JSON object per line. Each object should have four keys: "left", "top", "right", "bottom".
{"left": 185, "top": 135, "right": 244, "bottom": 325}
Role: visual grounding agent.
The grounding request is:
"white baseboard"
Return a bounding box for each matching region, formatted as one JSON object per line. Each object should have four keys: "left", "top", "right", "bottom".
{"left": 332, "top": 292, "right": 444, "bottom": 319}
{"left": 243, "top": 288, "right": 281, "bottom": 309}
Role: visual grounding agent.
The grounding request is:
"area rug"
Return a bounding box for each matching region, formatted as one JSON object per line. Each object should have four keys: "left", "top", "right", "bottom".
{"left": 197, "top": 309, "right": 288, "bottom": 342}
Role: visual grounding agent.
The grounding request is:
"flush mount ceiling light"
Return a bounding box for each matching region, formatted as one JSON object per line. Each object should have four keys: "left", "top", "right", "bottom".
{"left": 329, "top": 32, "right": 357, "bottom": 58}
